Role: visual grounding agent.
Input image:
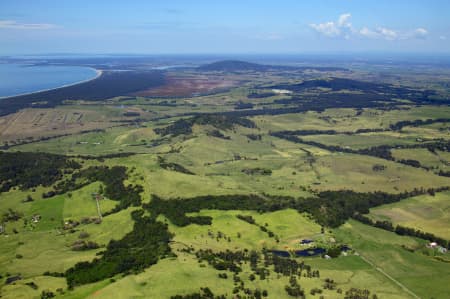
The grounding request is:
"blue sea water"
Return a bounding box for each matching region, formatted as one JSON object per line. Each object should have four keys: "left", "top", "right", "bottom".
{"left": 0, "top": 64, "right": 98, "bottom": 98}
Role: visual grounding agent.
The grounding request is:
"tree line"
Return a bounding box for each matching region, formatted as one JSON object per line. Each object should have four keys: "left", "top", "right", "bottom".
{"left": 53, "top": 165, "right": 143, "bottom": 214}
{"left": 154, "top": 114, "right": 256, "bottom": 137}
{"left": 146, "top": 188, "right": 448, "bottom": 228}
{"left": 270, "top": 131, "right": 450, "bottom": 175}
{"left": 65, "top": 210, "right": 172, "bottom": 288}
{"left": 0, "top": 151, "right": 81, "bottom": 192}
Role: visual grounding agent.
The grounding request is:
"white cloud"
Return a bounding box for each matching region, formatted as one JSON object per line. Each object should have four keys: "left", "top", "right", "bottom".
{"left": 376, "top": 27, "right": 398, "bottom": 40}
{"left": 310, "top": 14, "right": 428, "bottom": 41}
{"left": 310, "top": 21, "right": 340, "bottom": 37}
{"left": 411, "top": 27, "right": 428, "bottom": 39}
{"left": 359, "top": 27, "right": 378, "bottom": 38}
{"left": 338, "top": 13, "right": 352, "bottom": 28}
{"left": 310, "top": 13, "right": 353, "bottom": 38}
{"left": 0, "top": 20, "right": 57, "bottom": 30}
{"left": 358, "top": 26, "right": 398, "bottom": 40}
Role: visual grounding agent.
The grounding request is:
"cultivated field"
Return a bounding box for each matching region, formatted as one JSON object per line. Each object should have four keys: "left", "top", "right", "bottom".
{"left": 1, "top": 60, "right": 450, "bottom": 298}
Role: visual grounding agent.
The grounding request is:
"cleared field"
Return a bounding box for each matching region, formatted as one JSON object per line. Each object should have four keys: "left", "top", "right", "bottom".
{"left": 403, "top": 122, "right": 450, "bottom": 140}
{"left": 9, "top": 126, "right": 148, "bottom": 155}
{"left": 1, "top": 75, "right": 450, "bottom": 299}
{"left": 312, "top": 153, "right": 450, "bottom": 193}
{"left": 369, "top": 191, "right": 450, "bottom": 239}
{"left": 56, "top": 210, "right": 416, "bottom": 299}
{"left": 392, "top": 148, "right": 450, "bottom": 173}
{"left": 0, "top": 182, "right": 136, "bottom": 290}
{"left": 167, "top": 209, "right": 322, "bottom": 252}
{"left": 134, "top": 73, "right": 238, "bottom": 97}
{"left": 0, "top": 106, "right": 143, "bottom": 144}
{"left": 335, "top": 220, "right": 450, "bottom": 299}
{"left": 301, "top": 132, "right": 419, "bottom": 149}
{"left": 253, "top": 106, "right": 450, "bottom": 133}
{"left": 11, "top": 119, "right": 449, "bottom": 198}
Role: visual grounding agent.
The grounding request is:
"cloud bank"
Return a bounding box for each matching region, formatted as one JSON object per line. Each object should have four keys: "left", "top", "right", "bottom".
{"left": 310, "top": 14, "right": 428, "bottom": 41}
{"left": 0, "top": 20, "right": 57, "bottom": 30}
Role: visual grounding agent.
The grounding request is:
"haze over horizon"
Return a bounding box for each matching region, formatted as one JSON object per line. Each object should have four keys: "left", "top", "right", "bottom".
{"left": 1, "top": 0, "right": 450, "bottom": 55}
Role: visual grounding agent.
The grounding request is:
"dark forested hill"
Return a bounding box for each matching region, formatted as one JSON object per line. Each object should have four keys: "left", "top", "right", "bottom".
{"left": 198, "top": 60, "right": 271, "bottom": 71}
{"left": 198, "top": 60, "right": 346, "bottom": 72}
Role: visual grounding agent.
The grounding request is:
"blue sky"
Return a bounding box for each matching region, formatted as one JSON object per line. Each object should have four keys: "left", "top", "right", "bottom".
{"left": 1, "top": 0, "right": 449, "bottom": 55}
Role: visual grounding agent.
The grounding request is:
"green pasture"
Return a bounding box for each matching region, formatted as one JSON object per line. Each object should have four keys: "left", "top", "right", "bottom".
{"left": 369, "top": 191, "right": 450, "bottom": 239}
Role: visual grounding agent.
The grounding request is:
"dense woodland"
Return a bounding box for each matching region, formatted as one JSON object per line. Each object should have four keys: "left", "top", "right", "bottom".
{"left": 145, "top": 188, "right": 447, "bottom": 228}
{"left": 53, "top": 165, "right": 143, "bottom": 213}
{"left": 154, "top": 114, "right": 256, "bottom": 137}
{"left": 66, "top": 210, "right": 172, "bottom": 288}
{"left": 0, "top": 151, "right": 80, "bottom": 192}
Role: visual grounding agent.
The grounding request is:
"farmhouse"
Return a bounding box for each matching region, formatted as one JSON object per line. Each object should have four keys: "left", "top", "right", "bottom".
{"left": 272, "top": 88, "right": 292, "bottom": 94}
{"left": 31, "top": 214, "right": 41, "bottom": 223}
{"left": 428, "top": 242, "right": 438, "bottom": 248}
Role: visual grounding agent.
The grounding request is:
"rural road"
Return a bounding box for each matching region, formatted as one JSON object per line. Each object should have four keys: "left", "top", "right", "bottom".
{"left": 358, "top": 253, "right": 421, "bottom": 299}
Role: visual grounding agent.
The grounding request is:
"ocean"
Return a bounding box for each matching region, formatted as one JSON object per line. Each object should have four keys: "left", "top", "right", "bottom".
{"left": 0, "top": 63, "right": 98, "bottom": 99}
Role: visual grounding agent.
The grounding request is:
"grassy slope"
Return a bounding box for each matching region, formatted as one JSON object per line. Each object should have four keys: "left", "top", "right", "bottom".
{"left": 369, "top": 191, "right": 450, "bottom": 239}
{"left": 59, "top": 210, "right": 416, "bottom": 299}
{"left": 1, "top": 102, "right": 450, "bottom": 298}
{"left": 334, "top": 220, "right": 450, "bottom": 299}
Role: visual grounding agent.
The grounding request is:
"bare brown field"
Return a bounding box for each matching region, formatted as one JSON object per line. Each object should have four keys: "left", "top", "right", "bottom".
{"left": 0, "top": 107, "right": 137, "bottom": 144}
{"left": 134, "top": 73, "right": 239, "bottom": 97}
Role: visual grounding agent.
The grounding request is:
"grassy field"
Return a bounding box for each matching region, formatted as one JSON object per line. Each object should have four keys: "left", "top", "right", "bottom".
{"left": 166, "top": 209, "right": 322, "bottom": 252}
{"left": 253, "top": 106, "right": 450, "bottom": 133}
{"left": 392, "top": 148, "right": 450, "bottom": 173}
{"left": 301, "top": 132, "right": 420, "bottom": 149}
{"left": 313, "top": 153, "right": 450, "bottom": 193}
{"left": 46, "top": 210, "right": 424, "bottom": 299}
{"left": 334, "top": 220, "right": 450, "bottom": 299}
{"left": 369, "top": 191, "right": 450, "bottom": 239}
{"left": 0, "top": 180, "right": 137, "bottom": 298}
{"left": 1, "top": 79, "right": 450, "bottom": 299}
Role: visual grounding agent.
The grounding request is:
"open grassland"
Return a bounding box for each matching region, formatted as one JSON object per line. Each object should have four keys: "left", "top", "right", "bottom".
{"left": 369, "top": 192, "right": 450, "bottom": 239}
{"left": 52, "top": 210, "right": 418, "bottom": 299}
{"left": 9, "top": 126, "right": 151, "bottom": 155}
{"left": 301, "top": 133, "right": 420, "bottom": 150}
{"left": 1, "top": 276, "right": 66, "bottom": 299}
{"left": 402, "top": 122, "right": 450, "bottom": 140}
{"left": 312, "top": 153, "right": 450, "bottom": 193}
{"left": 1, "top": 72, "right": 450, "bottom": 299}
{"left": 392, "top": 148, "right": 450, "bottom": 173}
{"left": 0, "top": 180, "right": 137, "bottom": 294}
{"left": 0, "top": 105, "right": 147, "bottom": 144}
{"left": 334, "top": 220, "right": 450, "bottom": 299}
{"left": 253, "top": 106, "right": 450, "bottom": 133}
{"left": 166, "top": 209, "right": 322, "bottom": 252}
{"left": 8, "top": 111, "right": 450, "bottom": 198}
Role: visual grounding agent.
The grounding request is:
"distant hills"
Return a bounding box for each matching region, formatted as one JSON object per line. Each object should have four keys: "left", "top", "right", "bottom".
{"left": 197, "top": 60, "right": 274, "bottom": 71}
{"left": 197, "top": 60, "right": 347, "bottom": 72}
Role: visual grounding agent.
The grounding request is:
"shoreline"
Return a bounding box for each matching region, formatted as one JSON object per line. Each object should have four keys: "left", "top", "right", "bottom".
{"left": 0, "top": 67, "right": 103, "bottom": 100}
